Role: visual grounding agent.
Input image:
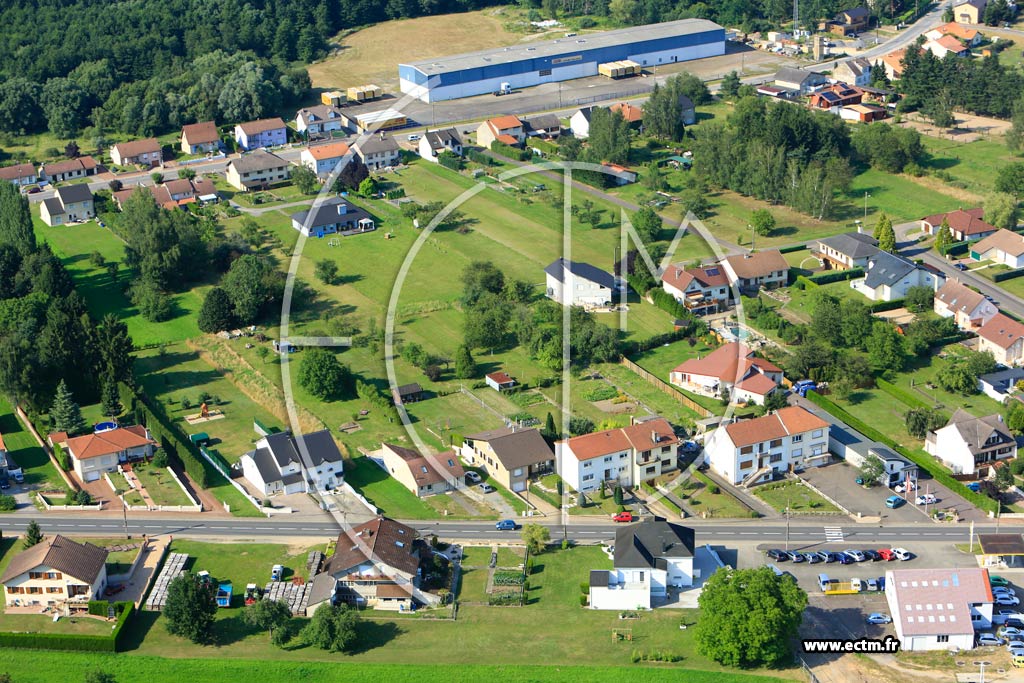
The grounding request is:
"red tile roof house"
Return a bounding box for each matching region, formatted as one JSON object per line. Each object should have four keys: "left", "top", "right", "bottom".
{"left": 180, "top": 121, "right": 221, "bottom": 154}
{"left": 64, "top": 426, "right": 156, "bottom": 483}
{"left": 475, "top": 115, "right": 525, "bottom": 148}
{"left": 704, "top": 405, "right": 830, "bottom": 485}
{"left": 2, "top": 535, "right": 109, "bottom": 609}
{"left": 378, "top": 443, "right": 464, "bottom": 498}
{"left": 233, "top": 117, "right": 288, "bottom": 151}
{"left": 485, "top": 371, "right": 516, "bottom": 392}
{"left": 110, "top": 138, "right": 163, "bottom": 167}
{"left": 976, "top": 313, "right": 1024, "bottom": 367}
{"left": 39, "top": 156, "right": 99, "bottom": 183}
{"left": 720, "top": 250, "right": 789, "bottom": 295}
{"left": 610, "top": 102, "right": 644, "bottom": 127}
{"left": 933, "top": 279, "right": 998, "bottom": 331}
{"left": 669, "top": 341, "right": 783, "bottom": 405}
{"left": 113, "top": 177, "right": 218, "bottom": 210}
{"left": 920, "top": 208, "right": 998, "bottom": 243}
{"left": 0, "top": 163, "right": 39, "bottom": 187}
{"left": 556, "top": 418, "right": 681, "bottom": 493}
{"left": 661, "top": 263, "right": 730, "bottom": 315}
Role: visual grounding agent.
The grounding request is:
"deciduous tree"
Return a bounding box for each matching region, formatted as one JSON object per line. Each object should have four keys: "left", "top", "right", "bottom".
{"left": 164, "top": 574, "right": 217, "bottom": 644}
{"left": 521, "top": 523, "right": 551, "bottom": 554}
{"left": 197, "top": 287, "right": 236, "bottom": 334}
{"left": 297, "top": 348, "right": 352, "bottom": 401}
{"left": 301, "top": 603, "right": 360, "bottom": 652}
{"left": 243, "top": 598, "right": 292, "bottom": 641}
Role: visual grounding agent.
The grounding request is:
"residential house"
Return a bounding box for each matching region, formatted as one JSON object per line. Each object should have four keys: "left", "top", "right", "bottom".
{"left": 589, "top": 521, "right": 695, "bottom": 610}
{"left": 570, "top": 107, "right": 595, "bottom": 138}
{"left": 813, "top": 231, "right": 880, "bottom": 270}
{"left": 557, "top": 418, "right": 681, "bottom": 493}
{"left": 880, "top": 49, "right": 908, "bottom": 80}
{"left": 839, "top": 103, "right": 888, "bottom": 122}
{"left": 417, "top": 129, "right": 463, "bottom": 163}
{"left": 721, "top": 250, "right": 789, "bottom": 294}
{"left": 610, "top": 102, "right": 643, "bottom": 128}
{"left": 460, "top": 427, "right": 554, "bottom": 493}
{"left": 113, "top": 177, "right": 218, "bottom": 210}
{"left": 926, "top": 22, "right": 983, "bottom": 47}
{"left": 40, "top": 184, "right": 95, "bottom": 226}
{"left": 924, "top": 409, "right": 1016, "bottom": 477}
{"left": 233, "top": 117, "right": 288, "bottom": 151}
{"left": 885, "top": 567, "right": 994, "bottom": 651}
{"left": 833, "top": 57, "right": 873, "bottom": 86}
{"left": 544, "top": 258, "right": 618, "bottom": 307}
{"left": 392, "top": 383, "right": 424, "bottom": 405}
{"left": 809, "top": 83, "right": 863, "bottom": 109}
{"left": 602, "top": 163, "right": 637, "bottom": 185}
{"left": 523, "top": 114, "right": 562, "bottom": 139}
{"left": 660, "top": 263, "right": 730, "bottom": 315}
{"left": 484, "top": 371, "right": 516, "bottom": 392}
{"left": 925, "top": 34, "right": 971, "bottom": 59}
{"left": 2, "top": 535, "right": 108, "bottom": 608}
{"left": 976, "top": 313, "right": 1024, "bottom": 366}
{"left": 774, "top": 67, "right": 828, "bottom": 94}
{"left": 289, "top": 197, "right": 374, "bottom": 237}
{"left": 971, "top": 229, "right": 1024, "bottom": 268}
{"left": 850, "top": 251, "right": 944, "bottom": 302}
{"left": 317, "top": 516, "right": 439, "bottom": 610}
{"left": 239, "top": 429, "right": 344, "bottom": 496}
{"left": 0, "top": 163, "right": 38, "bottom": 187}
{"left": 669, "top": 341, "right": 783, "bottom": 405}
{"left": 475, "top": 115, "right": 526, "bottom": 148}
{"left": 300, "top": 141, "right": 351, "bottom": 177}
{"left": 678, "top": 94, "right": 697, "bottom": 125}
{"left": 830, "top": 6, "right": 871, "bottom": 34}
{"left": 295, "top": 105, "right": 346, "bottom": 136}
{"left": 921, "top": 208, "right": 998, "bottom": 242}
{"left": 352, "top": 135, "right": 401, "bottom": 171}
{"left": 953, "top": 0, "right": 987, "bottom": 25}
{"left": 110, "top": 138, "right": 162, "bottom": 167}
{"left": 224, "top": 150, "right": 292, "bottom": 191}
{"left": 978, "top": 366, "right": 1024, "bottom": 403}
{"left": 933, "top": 279, "right": 998, "bottom": 331}
{"left": 180, "top": 121, "right": 220, "bottom": 154}
{"left": 65, "top": 425, "right": 156, "bottom": 483}
{"left": 704, "top": 405, "right": 831, "bottom": 485}
{"left": 868, "top": 446, "right": 920, "bottom": 488}
{"left": 378, "top": 443, "right": 464, "bottom": 498}
{"left": 39, "top": 156, "right": 99, "bottom": 183}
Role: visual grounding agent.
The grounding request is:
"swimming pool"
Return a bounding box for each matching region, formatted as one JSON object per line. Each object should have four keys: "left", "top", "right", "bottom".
{"left": 716, "top": 325, "right": 752, "bottom": 342}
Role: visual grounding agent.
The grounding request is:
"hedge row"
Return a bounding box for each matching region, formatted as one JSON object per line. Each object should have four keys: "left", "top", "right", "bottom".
{"left": 944, "top": 240, "right": 969, "bottom": 257}
{"left": 437, "top": 152, "right": 463, "bottom": 171}
{"left": 489, "top": 141, "right": 530, "bottom": 162}
{"left": 467, "top": 149, "right": 496, "bottom": 166}
{"left": 793, "top": 275, "right": 819, "bottom": 290}
{"left": 0, "top": 602, "right": 134, "bottom": 652}
{"left": 992, "top": 268, "right": 1024, "bottom": 283}
{"left": 132, "top": 386, "right": 212, "bottom": 488}
{"left": 803, "top": 391, "right": 998, "bottom": 514}
{"left": 808, "top": 267, "right": 864, "bottom": 285}
{"left": 875, "top": 378, "right": 932, "bottom": 410}
{"left": 868, "top": 298, "right": 906, "bottom": 313}
{"left": 778, "top": 244, "right": 808, "bottom": 254}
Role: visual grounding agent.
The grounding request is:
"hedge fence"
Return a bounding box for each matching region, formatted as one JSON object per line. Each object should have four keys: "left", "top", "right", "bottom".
{"left": 867, "top": 298, "right": 906, "bottom": 313}
{"left": 129, "top": 384, "right": 212, "bottom": 488}
{"left": 778, "top": 244, "right": 808, "bottom": 254}
{"left": 0, "top": 602, "right": 134, "bottom": 652}
{"left": 489, "top": 141, "right": 531, "bottom": 162}
{"left": 992, "top": 268, "right": 1024, "bottom": 283}
{"left": 807, "top": 267, "right": 864, "bottom": 285}
{"left": 875, "top": 378, "right": 933, "bottom": 410}
{"left": 803, "top": 391, "right": 998, "bottom": 514}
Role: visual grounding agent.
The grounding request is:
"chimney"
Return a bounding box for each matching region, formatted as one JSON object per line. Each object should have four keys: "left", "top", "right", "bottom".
{"left": 379, "top": 132, "right": 385, "bottom": 140}
{"left": 337, "top": 202, "right": 347, "bottom": 215}
{"left": 651, "top": 430, "right": 659, "bottom": 444}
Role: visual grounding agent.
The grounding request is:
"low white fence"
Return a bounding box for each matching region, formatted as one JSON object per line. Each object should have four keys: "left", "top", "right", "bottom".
{"left": 166, "top": 466, "right": 203, "bottom": 509}
{"left": 341, "top": 481, "right": 379, "bottom": 515}
{"left": 36, "top": 492, "right": 102, "bottom": 511}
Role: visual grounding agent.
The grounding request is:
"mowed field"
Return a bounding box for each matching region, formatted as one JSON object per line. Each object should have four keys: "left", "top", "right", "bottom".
{"left": 307, "top": 8, "right": 541, "bottom": 90}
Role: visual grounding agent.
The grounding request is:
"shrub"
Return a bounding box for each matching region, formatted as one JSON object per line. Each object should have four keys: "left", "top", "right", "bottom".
{"left": 707, "top": 483, "right": 720, "bottom": 495}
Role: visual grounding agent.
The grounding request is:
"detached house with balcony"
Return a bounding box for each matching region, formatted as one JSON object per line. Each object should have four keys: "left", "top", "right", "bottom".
{"left": 460, "top": 427, "right": 554, "bottom": 493}
{"left": 379, "top": 443, "right": 464, "bottom": 498}
{"left": 233, "top": 118, "right": 288, "bottom": 151}
{"left": 2, "top": 535, "right": 108, "bottom": 608}
{"left": 661, "top": 263, "right": 730, "bottom": 315}
{"left": 557, "top": 418, "right": 680, "bottom": 493}
{"left": 704, "top": 406, "right": 830, "bottom": 485}
{"left": 589, "top": 521, "right": 695, "bottom": 610}
{"left": 976, "top": 313, "right": 1024, "bottom": 367}
{"left": 39, "top": 184, "right": 95, "bottom": 226}
{"left": 851, "top": 250, "right": 944, "bottom": 302}
{"left": 225, "top": 150, "right": 291, "bottom": 191}
{"left": 239, "top": 429, "right": 344, "bottom": 496}
{"left": 933, "top": 279, "right": 997, "bottom": 331}
{"left": 669, "top": 342, "right": 783, "bottom": 405}
{"left": 64, "top": 425, "right": 156, "bottom": 483}
{"left": 925, "top": 409, "right": 1016, "bottom": 477}
{"left": 721, "top": 250, "right": 789, "bottom": 294}
{"left": 813, "top": 232, "right": 880, "bottom": 270}
{"left": 296, "top": 105, "right": 346, "bottom": 136}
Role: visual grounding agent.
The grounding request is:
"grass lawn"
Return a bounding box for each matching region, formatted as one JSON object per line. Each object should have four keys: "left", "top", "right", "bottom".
{"left": 109, "top": 470, "right": 146, "bottom": 506}
{"left": 495, "top": 546, "right": 525, "bottom": 568}
{"left": 345, "top": 454, "right": 453, "bottom": 519}
{"left": 457, "top": 564, "right": 490, "bottom": 602}
{"left": 920, "top": 135, "right": 1021, "bottom": 197}
{"left": 0, "top": 397, "right": 62, "bottom": 490}
{"left": 629, "top": 336, "right": 717, "bottom": 381}
{"left": 679, "top": 471, "right": 753, "bottom": 519}
{"left": 780, "top": 280, "right": 863, "bottom": 323}
{"left": 752, "top": 480, "right": 840, "bottom": 514}
{"left": 167, "top": 540, "right": 324, "bottom": 594}
{"left": 132, "top": 463, "right": 194, "bottom": 506}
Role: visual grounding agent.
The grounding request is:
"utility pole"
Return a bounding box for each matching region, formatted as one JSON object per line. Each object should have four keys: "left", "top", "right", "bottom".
{"left": 864, "top": 191, "right": 871, "bottom": 219}
{"left": 785, "top": 495, "right": 791, "bottom": 551}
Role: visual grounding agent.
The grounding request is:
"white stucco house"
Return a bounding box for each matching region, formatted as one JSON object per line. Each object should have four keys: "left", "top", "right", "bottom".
{"left": 924, "top": 409, "right": 1016, "bottom": 477}
{"left": 971, "top": 229, "right": 1024, "bottom": 269}
{"left": 589, "top": 521, "right": 695, "bottom": 610}
{"left": 2, "top": 535, "right": 108, "bottom": 608}
{"left": 933, "top": 279, "right": 998, "bottom": 332}
{"left": 976, "top": 313, "right": 1024, "bottom": 367}
{"left": 417, "top": 129, "right": 463, "bottom": 163}
{"left": 544, "top": 258, "right": 619, "bottom": 308}
{"left": 557, "top": 418, "right": 680, "bottom": 493}
{"left": 850, "top": 251, "right": 944, "bottom": 302}
{"left": 885, "top": 567, "right": 993, "bottom": 652}
{"left": 63, "top": 426, "right": 156, "bottom": 483}
{"left": 239, "top": 429, "right": 343, "bottom": 496}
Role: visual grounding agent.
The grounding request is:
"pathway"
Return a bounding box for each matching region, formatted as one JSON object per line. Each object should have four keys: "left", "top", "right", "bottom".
{"left": 121, "top": 464, "right": 156, "bottom": 508}
{"left": 700, "top": 468, "right": 778, "bottom": 519}
{"left": 231, "top": 198, "right": 315, "bottom": 216}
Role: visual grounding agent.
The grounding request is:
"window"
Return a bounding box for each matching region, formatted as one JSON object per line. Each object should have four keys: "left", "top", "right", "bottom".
{"left": 740, "top": 460, "right": 753, "bottom": 471}
{"left": 792, "top": 434, "right": 803, "bottom": 443}
{"left": 583, "top": 461, "right": 591, "bottom": 468}
{"left": 740, "top": 446, "right": 753, "bottom": 455}
{"left": 661, "top": 445, "right": 671, "bottom": 453}
{"left": 769, "top": 439, "right": 783, "bottom": 449}
{"left": 645, "top": 466, "right": 656, "bottom": 475}
{"left": 936, "top": 635, "right": 949, "bottom": 643}
{"left": 662, "top": 459, "right": 672, "bottom": 468}
{"left": 812, "top": 429, "right": 824, "bottom": 438}
{"left": 513, "top": 468, "right": 523, "bottom": 477}
{"left": 604, "top": 455, "right": 613, "bottom": 463}
{"left": 46, "top": 572, "right": 61, "bottom": 580}
{"left": 47, "top": 587, "right": 62, "bottom": 594}
{"left": 538, "top": 68, "right": 552, "bottom": 76}
{"left": 582, "top": 474, "right": 594, "bottom": 482}
{"left": 29, "top": 572, "right": 43, "bottom": 580}
{"left": 792, "top": 448, "right": 803, "bottom": 458}
{"left": 770, "top": 454, "right": 783, "bottom": 463}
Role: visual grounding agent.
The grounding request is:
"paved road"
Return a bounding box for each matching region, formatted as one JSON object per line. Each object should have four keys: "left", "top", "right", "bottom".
{"left": 857, "top": 0, "right": 953, "bottom": 61}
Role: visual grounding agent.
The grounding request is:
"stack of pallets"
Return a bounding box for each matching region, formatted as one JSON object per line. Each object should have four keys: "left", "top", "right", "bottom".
{"left": 145, "top": 553, "right": 189, "bottom": 610}
{"left": 263, "top": 580, "right": 311, "bottom": 615}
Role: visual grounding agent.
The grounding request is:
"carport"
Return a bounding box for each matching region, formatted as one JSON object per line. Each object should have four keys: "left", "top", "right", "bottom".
{"left": 976, "top": 534, "right": 1024, "bottom": 568}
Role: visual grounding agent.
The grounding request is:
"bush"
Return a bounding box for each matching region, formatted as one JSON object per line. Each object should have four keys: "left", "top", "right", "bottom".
{"left": 808, "top": 267, "right": 864, "bottom": 285}
{"left": 707, "top": 483, "right": 720, "bottom": 495}
{"left": 583, "top": 385, "right": 618, "bottom": 402}
{"left": 489, "top": 140, "right": 531, "bottom": 161}
{"left": 467, "top": 149, "right": 495, "bottom": 166}
{"left": 0, "top": 494, "right": 15, "bottom": 511}
{"left": 992, "top": 268, "right": 1024, "bottom": 283}
{"left": 579, "top": 594, "right": 588, "bottom": 606}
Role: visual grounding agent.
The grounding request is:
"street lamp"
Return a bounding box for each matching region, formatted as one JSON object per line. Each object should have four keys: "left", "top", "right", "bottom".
{"left": 864, "top": 191, "right": 871, "bottom": 219}
{"left": 973, "top": 661, "right": 990, "bottom": 683}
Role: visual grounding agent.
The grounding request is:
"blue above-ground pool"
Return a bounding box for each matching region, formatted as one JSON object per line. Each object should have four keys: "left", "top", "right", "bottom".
{"left": 94, "top": 421, "right": 118, "bottom": 433}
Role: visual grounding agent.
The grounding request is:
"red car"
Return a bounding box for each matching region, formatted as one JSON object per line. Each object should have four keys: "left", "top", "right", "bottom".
{"left": 612, "top": 512, "right": 634, "bottom": 523}
{"left": 877, "top": 548, "right": 895, "bottom": 561}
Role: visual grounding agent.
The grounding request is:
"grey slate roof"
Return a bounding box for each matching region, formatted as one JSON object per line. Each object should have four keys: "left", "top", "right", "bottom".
{"left": 590, "top": 569, "right": 610, "bottom": 588}
{"left": 462, "top": 427, "right": 554, "bottom": 469}
{"left": 862, "top": 251, "right": 918, "bottom": 289}
{"left": 305, "top": 572, "right": 337, "bottom": 609}
{"left": 544, "top": 258, "right": 616, "bottom": 290}
{"left": 264, "top": 429, "right": 343, "bottom": 468}
{"left": 247, "top": 447, "right": 282, "bottom": 486}
{"left": 290, "top": 198, "right": 372, "bottom": 230}
{"left": 613, "top": 521, "right": 695, "bottom": 569}
{"left": 354, "top": 136, "right": 400, "bottom": 156}
{"left": 55, "top": 184, "right": 93, "bottom": 204}
{"left": 945, "top": 409, "right": 1013, "bottom": 454}
{"left": 869, "top": 446, "right": 916, "bottom": 469}
{"left": 524, "top": 114, "right": 562, "bottom": 132}
{"left": 678, "top": 94, "right": 695, "bottom": 111}
{"left": 229, "top": 150, "right": 290, "bottom": 173}
{"left": 775, "top": 67, "right": 826, "bottom": 87}
{"left": 817, "top": 231, "right": 880, "bottom": 260}
{"left": 42, "top": 197, "right": 64, "bottom": 216}
{"left": 425, "top": 128, "right": 461, "bottom": 149}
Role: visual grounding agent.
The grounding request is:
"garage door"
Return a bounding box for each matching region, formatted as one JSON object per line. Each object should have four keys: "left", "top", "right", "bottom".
{"left": 513, "top": 481, "right": 526, "bottom": 492}
{"left": 84, "top": 471, "right": 100, "bottom": 482}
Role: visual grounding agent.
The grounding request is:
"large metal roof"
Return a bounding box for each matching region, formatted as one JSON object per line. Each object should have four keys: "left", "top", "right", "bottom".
{"left": 401, "top": 18, "right": 723, "bottom": 76}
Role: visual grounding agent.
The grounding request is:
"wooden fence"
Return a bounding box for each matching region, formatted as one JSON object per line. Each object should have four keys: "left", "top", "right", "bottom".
{"left": 618, "top": 358, "right": 712, "bottom": 418}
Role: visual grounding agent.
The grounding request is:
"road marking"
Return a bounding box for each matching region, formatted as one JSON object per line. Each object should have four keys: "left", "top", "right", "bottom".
{"left": 824, "top": 526, "right": 844, "bottom": 542}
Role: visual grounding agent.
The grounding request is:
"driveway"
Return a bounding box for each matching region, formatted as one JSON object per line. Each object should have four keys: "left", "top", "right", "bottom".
{"left": 799, "top": 460, "right": 927, "bottom": 522}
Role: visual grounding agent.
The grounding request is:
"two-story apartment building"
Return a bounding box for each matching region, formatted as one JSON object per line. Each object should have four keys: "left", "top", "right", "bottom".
{"left": 557, "top": 418, "right": 680, "bottom": 493}
{"left": 352, "top": 135, "right": 401, "bottom": 171}
{"left": 180, "top": 121, "right": 221, "bottom": 154}
{"left": 233, "top": 118, "right": 288, "bottom": 151}
{"left": 886, "top": 567, "right": 993, "bottom": 651}
{"left": 976, "top": 313, "right": 1024, "bottom": 366}
{"left": 669, "top": 342, "right": 783, "bottom": 405}
{"left": 933, "top": 279, "right": 997, "bottom": 331}
{"left": 39, "top": 184, "right": 95, "bottom": 226}
{"left": 813, "top": 232, "right": 880, "bottom": 270}
{"left": 418, "top": 129, "right": 463, "bottom": 163}
{"left": 459, "top": 427, "right": 554, "bottom": 493}
{"left": 660, "top": 263, "right": 730, "bottom": 315}
{"left": 64, "top": 425, "right": 156, "bottom": 483}
{"left": 225, "top": 150, "right": 292, "bottom": 191}
{"left": 378, "top": 443, "right": 464, "bottom": 498}
{"left": 924, "top": 409, "right": 1016, "bottom": 477}
{"left": 721, "top": 250, "right": 789, "bottom": 295}
{"left": 300, "top": 141, "right": 351, "bottom": 178}
{"left": 704, "top": 406, "right": 830, "bottom": 485}
{"left": 851, "top": 251, "right": 944, "bottom": 302}
{"left": 589, "top": 521, "right": 695, "bottom": 610}
{"left": 110, "top": 138, "right": 163, "bottom": 167}
{"left": 39, "top": 156, "right": 99, "bottom": 183}
{"left": 2, "top": 535, "right": 108, "bottom": 608}
{"left": 544, "top": 258, "right": 618, "bottom": 308}
{"left": 239, "top": 429, "right": 344, "bottom": 496}
{"left": 295, "top": 105, "right": 346, "bottom": 136}
{"left": 476, "top": 115, "right": 526, "bottom": 148}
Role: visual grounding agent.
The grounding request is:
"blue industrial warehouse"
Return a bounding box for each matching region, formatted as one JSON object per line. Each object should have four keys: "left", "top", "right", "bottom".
{"left": 398, "top": 18, "right": 726, "bottom": 103}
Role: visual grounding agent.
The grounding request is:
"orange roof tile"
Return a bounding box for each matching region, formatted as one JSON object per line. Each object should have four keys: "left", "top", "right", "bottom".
{"left": 488, "top": 115, "right": 522, "bottom": 130}
{"left": 610, "top": 102, "right": 643, "bottom": 123}
{"left": 65, "top": 426, "right": 154, "bottom": 460}
{"left": 305, "top": 142, "right": 350, "bottom": 160}
{"left": 723, "top": 406, "right": 829, "bottom": 448}
{"left": 977, "top": 313, "right": 1024, "bottom": 350}
{"left": 672, "top": 342, "right": 781, "bottom": 384}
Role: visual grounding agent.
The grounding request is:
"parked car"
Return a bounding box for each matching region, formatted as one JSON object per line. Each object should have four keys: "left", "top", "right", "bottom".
{"left": 885, "top": 496, "right": 903, "bottom": 509}
{"left": 892, "top": 547, "right": 912, "bottom": 561}
{"left": 612, "top": 512, "right": 634, "bottom": 523}
{"left": 495, "top": 519, "right": 518, "bottom": 531}
{"left": 0, "top": 477, "right": 8, "bottom": 490}
{"left": 998, "top": 626, "right": 1024, "bottom": 639}
{"left": 863, "top": 550, "right": 882, "bottom": 562}
{"left": 915, "top": 494, "right": 937, "bottom": 505}
{"left": 978, "top": 633, "right": 1003, "bottom": 647}
{"left": 993, "top": 586, "right": 1014, "bottom": 596}
{"left": 479, "top": 483, "right": 496, "bottom": 494}
{"left": 996, "top": 611, "right": 1024, "bottom": 625}
{"left": 680, "top": 440, "right": 701, "bottom": 454}
{"left": 967, "top": 482, "right": 982, "bottom": 492}
{"left": 877, "top": 548, "right": 895, "bottom": 561}
{"left": 992, "top": 575, "right": 1011, "bottom": 587}
{"left": 835, "top": 552, "right": 853, "bottom": 565}
{"left": 1014, "top": 655, "right": 1024, "bottom": 668}
{"left": 894, "top": 481, "right": 916, "bottom": 493}
{"left": 407, "top": 134, "right": 421, "bottom": 141}
{"left": 1008, "top": 639, "right": 1024, "bottom": 650}
{"left": 816, "top": 551, "right": 834, "bottom": 563}
{"left": 11, "top": 471, "right": 22, "bottom": 484}
{"left": 866, "top": 578, "right": 878, "bottom": 591}
{"left": 998, "top": 595, "right": 1022, "bottom": 606}
{"left": 465, "top": 471, "right": 482, "bottom": 484}
{"left": 766, "top": 549, "right": 788, "bottom": 561}
{"left": 866, "top": 613, "right": 892, "bottom": 624}
{"left": 955, "top": 262, "right": 968, "bottom": 271}
{"left": 786, "top": 550, "right": 806, "bottom": 562}
{"left": 804, "top": 552, "right": 821, "bottom": 564}
{"left": 844, "top": 549, "right": 866, "bottom": 562}
{"left": 1010, "top": 647, "right": 1024, "bottom": 658}
{"left": 1007, "top": 617, "right": 1024, "bottom": 630}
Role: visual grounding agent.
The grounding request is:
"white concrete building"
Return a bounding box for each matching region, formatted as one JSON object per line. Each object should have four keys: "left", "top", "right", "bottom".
{"left": 300, "top": 142, "right": 351, "bottom": 178}
{"left": 704, "top": 406, "right": 830, "bottom": 485}
{"left": 239, "top": 429, "right": 343, "bottom": 496}
{"left": 971, "top": 229, "right": 1024, "bottom": 269}
{"left": 851, "top": 251, "right": 944, "bottom": 302}
{"left": 589, "top": 521, "right": 694, "bottom": 610}
{"left": 570, "top": 107, "right": 595, "bottom": 138}
{"left": 557, "top": 418, "right": 680, "bottom": 493}
{"left": 885, "top": 567, "right": 993, "bottom": 652}
{"left": 544, "top": 258, "right": 618, "bottom": 308}
{"left": 417, "top": 129, "right": 463, "bottom": 163}
{"left": 924, "top": 409, "right": 1016, "bottom": 477}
